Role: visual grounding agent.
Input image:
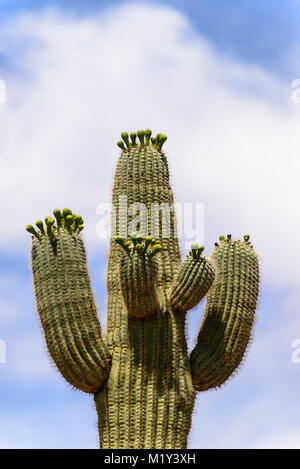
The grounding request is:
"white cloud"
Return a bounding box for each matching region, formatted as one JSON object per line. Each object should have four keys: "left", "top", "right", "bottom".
{"left": 0, "top": 3, "right": 299, "bottom": 288}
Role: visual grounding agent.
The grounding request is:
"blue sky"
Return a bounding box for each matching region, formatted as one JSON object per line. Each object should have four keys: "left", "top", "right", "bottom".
{"left": 0, "top": 0, "right": 299, "bottom": 448}
{"left": 1, "top": 0, "right": 299, "bottom": 78}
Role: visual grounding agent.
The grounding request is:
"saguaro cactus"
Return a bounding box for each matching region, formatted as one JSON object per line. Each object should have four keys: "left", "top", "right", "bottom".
{"left": 26, "top": 130, "right": 259, "bottom": 449}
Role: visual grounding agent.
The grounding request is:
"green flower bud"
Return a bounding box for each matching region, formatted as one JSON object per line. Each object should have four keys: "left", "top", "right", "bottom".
{"left": 157, "top": 134, "right": 167, "bottom": 151}
{"left": 136, "top": 243, "right": 144, "bottom": 255}
{"left": 45, "top": 217, "right": 55, "bottom": 228}
{"left": 137, "top": 130, "right": 145, "bottom": 146}
{"left": 150, "top": 244, "right": 162, "bottom": 257}
{"left": 144, "top": 235, "right": 153, "bottom": 252}
{"left": 74, "top": 215, "right": 83, "bottom": 230}
{"left": 26, "top": 225, "right": 39, "bottom": 238}
{"left": 117, "top": 140, "right": 125, "bottom": 150}
{"left": 45, "top": 217, "right": 55, "bottom": 237}
{"left": 121, "top": 132, "right": 130, "bottom": 148}
{"left": 62, "top": 208, "right": 72, "bottom": 219}
{"left": 36, "top": 220, "right": 45, "bottom": 234}
{"left": 53, "top": 209, "right": 62, "bottom": 227}
{"left": 65, "top": 215, "right": 73, "bottom": 227}
{"left": 145, "top": 129, "right": 152, "bottom": 145}
{"left": 130, "top": 132, "right": 137, "bottom": 145}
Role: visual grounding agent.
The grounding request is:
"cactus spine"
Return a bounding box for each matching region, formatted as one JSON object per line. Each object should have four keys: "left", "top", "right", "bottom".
{"left": 26, "top": 130, "right": 259, "bottom": 449}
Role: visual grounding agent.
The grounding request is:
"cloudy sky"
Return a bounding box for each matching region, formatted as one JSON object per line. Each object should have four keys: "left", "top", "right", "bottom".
{"left": 0, "top": 0, "right": 300, "bottom": 448}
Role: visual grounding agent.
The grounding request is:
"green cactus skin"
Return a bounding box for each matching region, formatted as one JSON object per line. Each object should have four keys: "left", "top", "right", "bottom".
{"left": 26, "top": 131, "right": 260, "bottom": 449}
{"left": 29, "top": 215, "right": 111, "bottom": 393}
{"left": 119, "top": 237, "right": 160, "bottom": 319}
{"left": 170, "top": 250, "right": 215, "bottom": 313}
{"left": 190, "top": 235, "right": 259, "bottom": 391}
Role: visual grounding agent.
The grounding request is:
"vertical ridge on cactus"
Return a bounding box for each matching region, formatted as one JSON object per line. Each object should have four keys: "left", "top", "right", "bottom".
{"left": 26, "top": 129, "right": 260, "bottom": 449}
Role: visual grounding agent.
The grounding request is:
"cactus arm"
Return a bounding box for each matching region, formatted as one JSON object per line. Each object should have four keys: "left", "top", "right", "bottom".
{"left": 117, "top": 234, "right": 162, "bottom": 318}
{"left": 27, "top": 210, "right": 111, "bottom": 393}
{"left": 169, "top": 244, "right": 215, "bottom": 312}
{"left": 190, "top": 235, "right": 259, "bottom": 391}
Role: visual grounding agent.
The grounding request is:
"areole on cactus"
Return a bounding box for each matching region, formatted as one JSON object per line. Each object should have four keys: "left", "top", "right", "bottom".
{"left": 26, "top": 129, "right": 260, "bottom": 449}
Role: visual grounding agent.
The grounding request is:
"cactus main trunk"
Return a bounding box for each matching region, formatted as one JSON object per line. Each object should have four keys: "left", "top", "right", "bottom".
{"left": 94, "top": 313, "right": 195, "bottom": 448}
{"left": 94, "top": 138, "right": 195, "bottom": 448}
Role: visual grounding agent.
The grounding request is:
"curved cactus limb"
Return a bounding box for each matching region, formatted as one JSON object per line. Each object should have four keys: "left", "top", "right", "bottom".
{"left": 28, "top": 209, "right": 111, "bottom": 393}
{"left": 170, "top": 244, "right": 215, "bottom": 313}
{"left": 190, "top": 235, "right": 259, "bottom": 391}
